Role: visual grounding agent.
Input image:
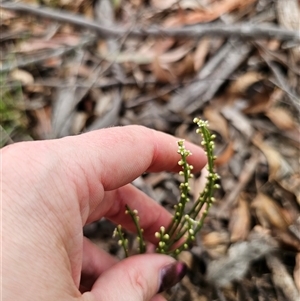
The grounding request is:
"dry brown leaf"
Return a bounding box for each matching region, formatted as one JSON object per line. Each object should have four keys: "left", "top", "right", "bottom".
{"left": 251, "top": 193, "right": 289, "bottom": 231}
{"left": 33, "top": 106, "right": 52, "bottom": 139}
{"left": 152, "top": 56, "right": 176, "bottom": 83}
{"left": 150, "top": 0, "right": 177, "bottom": 10}
{"left": 243, "top": 88, "right": 283, "bottom": 115}
{"left": 21, "top": 0, "right": 39, "bottom": 3}
{"left": 266, "top": 106, "right": 298, "bottom": 131}
{"left": 60, "top": 0, "right": 74, "bottom": 5}
{"left": 215, "top": 141, "right": 235, "bottom": 167}
{"left": 204, "top": 106, "right": 229, "bottom": 140}
{"left": 281, "top": 174, "right": 300, "bottom": 206}
{"left": 179, "top": 0, "right": 207, "bottom": 10}
{"left": 25, "top": 84, "right": 47, "bottom": 94}
{"left": 0, "top": 8, "right": 16, "bottom": 22}
{"left": 151, "top": 0, "right": 202, "bottom": 10}
{"left": 229, "top": 195, "right": 251, "bottom": 242}
{"left": 18, "top": 40, "right": 57, "bottom": 53}
{"left": 18, "top": 35, "right": 80, "bottom": 53}
{"left": 72, "top": 112, "right": 88, "bottom": 135}
{"left": 173, "top": 53, "right": 195, "bottom": 78}
{"left": 202, "top": 231, "right": 230, "bottom": 248}
{"left": 94, "top": 92, "right": 114, "bottom": 117}
{"left": 277, "top": 0, "right": 300, "bottom": 63}
{"left": 152, "top": 38, "right": 175, "bottom": 55}
{"left": 228, "top": 71, "right": 263, "bottom": 96}
{"left": 294, "top": 253, "right": 300, "bottom": 292}
{"left": 132, "top": 65, "right": 145, "bottom": 87}
{"left": 159, "top": 44, "right": 193, "bottom": 64}
{"left": 202, "top": 233, "right": 230, "bottom": 258}
{"left": 43, "top": 57, "right": 63, "bottom": 68}
{"left": 252, "top": 135, "right": 282, "bottom": 180}
{"left": 273, "top": 229, "right": 300, "bottom": 252}
{"left": 10, "top": 69, "right": 34, "bottom": 85}
{"left": 204, "top": 106, "right": 235, "bottom": 166}
{"left": 267, "top": 39, "right": 281, "bottom": 51}
{"left": 163, "top": 7, "right": 186, "bottom": 27}
{"left": 253, "top": 136, "right": 300, "bottom": 204}
{"left": 194, "top": 38, "right": 210, "bottom": 71}
{"left": 177, "top": 251, "right": 193, "bottom": 270}
{"left": 166, "top": 0, "right": 257, "bottom": 25}
{"left": 192, "top": 167, "right": 209, "bottom": 204}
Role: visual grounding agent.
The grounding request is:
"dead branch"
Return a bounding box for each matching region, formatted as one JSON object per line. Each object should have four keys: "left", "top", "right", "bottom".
{"left": 1, "top": 2, "right": 299, "bottom": 42}
{"left": 0, "top": 35, "right": 94, "bottom": 73}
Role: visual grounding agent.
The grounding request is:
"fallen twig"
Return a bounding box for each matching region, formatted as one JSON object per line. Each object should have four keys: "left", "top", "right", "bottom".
{"left": 167, "top": 39, "right": 252, "bottom": 114}
{"left": 216, "top": 153, "right": 260, "bottom": 220}
{"left": 0, "top": 35, "right": 94, "bottom": 73}
{"left": 266, "top": 254, "right": 300, "bottom": 301}
{"left": 264, "top": 59, "right": 300, "bottom": 115}
{"left": 1, "top": 2, "right": 299, "bottom": 42}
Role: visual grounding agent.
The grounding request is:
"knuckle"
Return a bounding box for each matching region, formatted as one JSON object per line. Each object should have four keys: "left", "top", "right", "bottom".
{"left": 126, "top": 265, "right": 150, "bottom": 300}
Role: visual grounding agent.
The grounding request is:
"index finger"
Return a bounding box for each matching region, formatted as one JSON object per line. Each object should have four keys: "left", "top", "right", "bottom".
{"left": 63, "top": 125, "right": 207, "bottom": 193}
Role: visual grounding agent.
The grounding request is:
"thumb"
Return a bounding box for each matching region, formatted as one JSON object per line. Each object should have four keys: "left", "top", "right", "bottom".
{"left": 84, "top": 254, "right": 187, "bottom": 301}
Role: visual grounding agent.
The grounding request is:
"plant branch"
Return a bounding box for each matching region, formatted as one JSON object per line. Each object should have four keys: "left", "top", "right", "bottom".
{"left": 1, "top": 2, "right": 299, "bottom": 42}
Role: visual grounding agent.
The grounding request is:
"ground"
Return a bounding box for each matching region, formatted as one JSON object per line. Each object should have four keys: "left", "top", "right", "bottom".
{"left": 1, "top": 0, "right": 300, "bottom": 300}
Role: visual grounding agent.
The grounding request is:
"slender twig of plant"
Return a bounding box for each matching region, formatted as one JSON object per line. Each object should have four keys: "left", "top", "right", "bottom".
{"left": 114, "top": 118, "right": 219, "bottom": 258}
{"left": 125, "top": 205, "right": 146, "bottom": 254}
{"left": 113, "top": 225, "right": 129, "bottom": 258}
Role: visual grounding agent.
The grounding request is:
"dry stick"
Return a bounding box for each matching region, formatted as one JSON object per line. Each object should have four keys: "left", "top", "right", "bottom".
{"left": 1, "top": 35, "right": 95, "bottom": 73}
{"left": 259, "top": 50, "right": 300, "bottom": 115}
{"left": 266, "top": 255, "right": 300, "bottom": 301}
{"left": 3, "top": 77, "right": 155, "bottom": 89}
{"left": 84, "top": 0, "right": 124, "bottom": 132}
{"left": 216, "top": 154, "right": 260, "bottom": 220}
{"left": 52, "top": 49, "right": 87, "bottom": 138}
{"left": 1, "top": 2, "right": 299, "bottom": 42}
{"left": 0, "top": 30, "right": 30, "bottom": 42}
{"left": 4, "top": 75, "right": 212, "bottom": 92}
{"left": 168, "top": 39, "right": 252, "bottom": 114}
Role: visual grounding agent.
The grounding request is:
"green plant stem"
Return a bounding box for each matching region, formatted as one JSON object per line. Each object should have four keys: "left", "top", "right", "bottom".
{"left": 113, "top": 118, "right": 219, "bottom": 259}
{"left": 125, "top": 205, "right": 146, "bottom": 254}
{"left": 113, "top": 225, "right": 129, "bottom": 258}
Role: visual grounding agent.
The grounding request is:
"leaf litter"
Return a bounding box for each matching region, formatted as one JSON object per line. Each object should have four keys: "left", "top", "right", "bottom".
{"left": 1, "top": 0, "right": 300, "bottom": 300}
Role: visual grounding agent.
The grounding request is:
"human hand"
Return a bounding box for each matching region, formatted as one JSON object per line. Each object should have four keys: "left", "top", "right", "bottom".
{"left": 2, "top": 125, "right": 206, "bottom": 301}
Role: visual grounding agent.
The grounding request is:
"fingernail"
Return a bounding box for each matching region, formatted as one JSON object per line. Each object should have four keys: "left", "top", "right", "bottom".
{"left": 158, "top": 261, "right": 187, "bottom": 293}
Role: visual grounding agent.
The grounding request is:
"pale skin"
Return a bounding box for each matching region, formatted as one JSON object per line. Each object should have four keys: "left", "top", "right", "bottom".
{"left": 2, "top": 125, "right": 207, "bottom": 301}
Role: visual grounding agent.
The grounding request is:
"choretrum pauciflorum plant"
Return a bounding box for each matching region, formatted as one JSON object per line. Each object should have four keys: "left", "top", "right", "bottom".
{"left": 113, "top": 118, "right": 220, "bottom": 258}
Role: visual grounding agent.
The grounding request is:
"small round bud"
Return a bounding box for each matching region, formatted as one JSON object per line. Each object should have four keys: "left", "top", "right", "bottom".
{"left": 178, "top": 160, "right": 184, "bottom": 166}
{"left": 159, "top": 241, "right": 165, "bottom": 248}
{"left": 155, "top": 232, "right": 161, "bottom": 238}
